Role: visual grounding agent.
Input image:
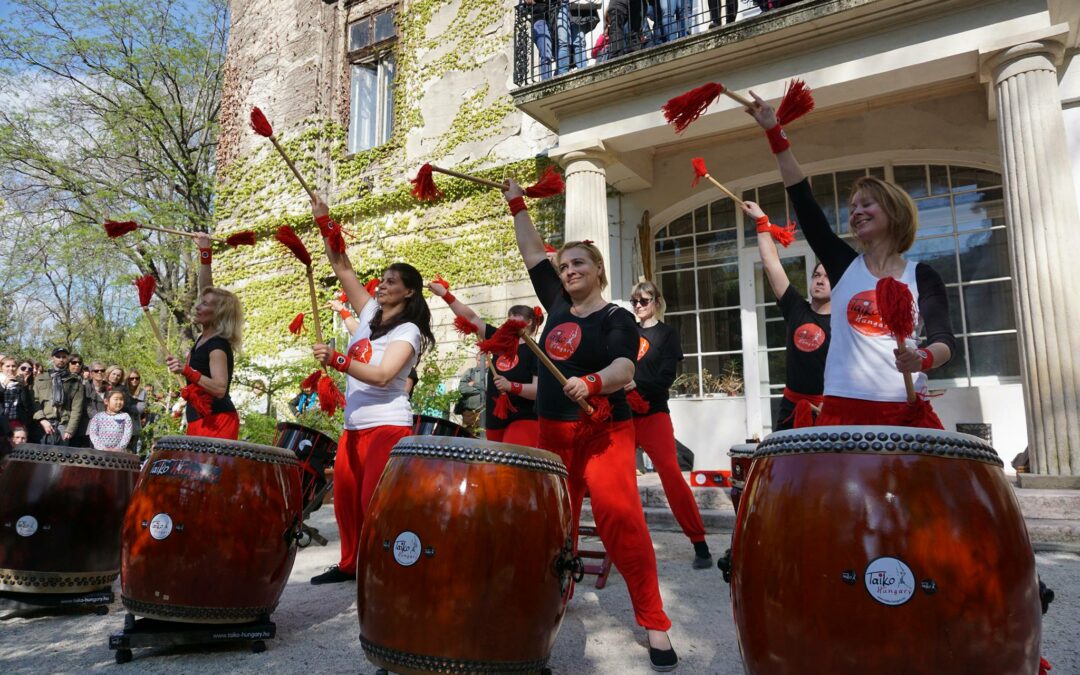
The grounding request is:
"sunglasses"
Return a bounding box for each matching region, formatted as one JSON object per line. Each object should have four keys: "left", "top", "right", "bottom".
{"left": 69, "top": 361, "right": 82, "bottom": 365}
{"left": 629, "top": 298, "right": 652, "bottom": 307}
{"left": 91, "top": 368, "right": 105, "bottom": 373}
{"left": 128, "top": 377, "right": 140, "bottom": 381}
{"left": 18, "top": 366, "right": 31, "bottom": 371}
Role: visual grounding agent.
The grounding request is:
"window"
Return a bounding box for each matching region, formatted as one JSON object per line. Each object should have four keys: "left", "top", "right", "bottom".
{"left": 347, "top": 7, "right": 397, "bottom": 154}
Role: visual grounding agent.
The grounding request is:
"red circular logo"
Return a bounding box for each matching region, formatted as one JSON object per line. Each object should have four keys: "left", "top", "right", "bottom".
{"left": 793, "top": 323, "right": 826, "bottom": 352}
{"left": 348, "top": 338, "right": 373, "bottom": 364}
{"left": 496, "top": 352, "right": 519, "bottom": 371}
{"left": 846, "top": 290, "right": 890, "bottom": 337}
{"left": 637, "top": 337, "right": 650, "bottom": 361}
{"left": 545, "top": 322, "right": 582, "bottom": 361}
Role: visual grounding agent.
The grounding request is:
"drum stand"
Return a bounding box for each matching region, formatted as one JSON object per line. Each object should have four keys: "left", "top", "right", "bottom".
{"left": 298, "top": 478, "right": 333, "bottom": 548}
{"left": 0, "top": 589, "right": 113, "bottom": 617}
{"left": 108, "top": 612, "right": 275, "bottom": 664}
{"left": 577, "top": 524, "right": 613, "bottom": 589}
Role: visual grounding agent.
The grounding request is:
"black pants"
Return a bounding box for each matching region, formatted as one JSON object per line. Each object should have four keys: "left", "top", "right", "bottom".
{"left": 707, "top": 0, "right": 739, "bottom": 24}
{"left": 607, "top": 0, "right": 646, "bottom": 56}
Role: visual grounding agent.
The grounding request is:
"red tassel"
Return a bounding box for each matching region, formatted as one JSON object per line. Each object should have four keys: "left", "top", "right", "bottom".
{"left": 776, "top": 79, "right": 815, "bottom": 126}
{"left": 691, "top": 157, "right": 709, "bottom": 188}
{"left": 662, "top": 82, "right": 725, "bottom": 133}
{"left": 250, "top": 107, "right": 274, "bottom": 137}
{"left": 477, "top": 319, "right": 527, "bottom": 359}
{"left": 907, "top": 395, "right": 944, "bottom": 430}
{"left": 410, "top": 163, "right": 443, "bottom": 202}
{"left": 225, "top": 230, "right": 256, "bottom": 247}
{"left": 543, "top": 243, "right": 557, "bottom": 254}
{"left": 626, "top": 389, "right": 650, "bottom": 414}
{"left": 453, "top": 316, "right": 479, "bottom": 336}
{"left": 134, "top": 274, "right": 157, "bottom": 308}
{"left": 432, "top": 274, "right": 450, "bottom": 291}
{"left": 300, "top": 370, "right": 323, "bottom": 390}
{"left": 1039, "top": 657, "right": 1052, "bottom": 675}
{"left": 524, "top": 166, "right": 565, "bottom": 198}
{"left": 365, "top": 278, "right": 380, "bottom": 296}
{"left": 574, "top": 396, "right": 613, "bottom": 443}
{"left": 274, "top": 225, "right": 311, "bottom": 266}
{"left": 104, "top": 220, "right": 139, "bottom": 238}
{"left": 762, "top": 221, "right": 797, "bottom": 247}
{"left": 875, "top": 277, "right": 916, "bottom": 340}
{"left": 181, "top": 383, "right": 214, "bottom": 419}
{"left": 793, "top": 399, "right": 815, "bottom": 428}
{"left": 288, "top": 312, "right": 304, "bottom": 335}
{"left": 316, "top": 374, "right": 345, "bottom": 416}
{"left": 493, "top": 393, "right": 517, "bottom": 420}
{"left": 532, "top": 306, "right": 544, "bottom": 325}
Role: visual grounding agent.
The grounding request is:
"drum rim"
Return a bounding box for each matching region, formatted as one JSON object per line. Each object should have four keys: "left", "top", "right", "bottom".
{"left": 274, "top": 421, "right": 337, "bottom": 445}
{"left": 121, "top": 595, "right": 277, "bottom": 623}
{"left": 755, "top": 425, "right": 1002, "bottom": 466}
{"left": 153, "top": 435, "right": 299, "bottom": 465}
{"left": 728, "top": 443, "right": 759, "bottom": 458}
{"left": 5, "top": 444, "right": 141, "bottom": 471}
{"left": 360, "top": 635, "right": 550, "bottom": 674}
{"left": 0, "top": 567, "right": 118, "bottom": 593}
{"left": 391, "top": 435, "right": 567, "bottom": 476}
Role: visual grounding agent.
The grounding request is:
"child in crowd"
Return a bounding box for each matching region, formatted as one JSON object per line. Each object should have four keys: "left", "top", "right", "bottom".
{"left": 10, "top": 427, "right": 27, "bottom": 446}
{"left": 87, "top": 389, "right": 133, "bottom": 452}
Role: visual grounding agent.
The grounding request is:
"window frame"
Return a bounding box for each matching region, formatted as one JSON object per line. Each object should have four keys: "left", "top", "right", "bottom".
{"left": 346, "top": 3, "right": 399, "bottom": 155}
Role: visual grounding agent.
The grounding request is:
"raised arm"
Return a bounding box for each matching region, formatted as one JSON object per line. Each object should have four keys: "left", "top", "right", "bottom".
{"left": 502, "top": 178, "right": 548, "bottom": 270}
{"left": 194, "top": 233, "right": 214, "bottom": 291}
{"left": 311, "top": 194, "right": 372, "bottom": 314}
{"left": 743, "top": 200, "right": 791, "bottom": 300}
{"left": 328, "top": 298, "right": 360, "bottom": 334}
{"left": 427, "top": 281, "right": 486, "bottom": 335}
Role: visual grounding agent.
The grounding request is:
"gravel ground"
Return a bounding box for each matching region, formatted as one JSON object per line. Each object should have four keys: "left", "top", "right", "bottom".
{"left": 1, "top": 507, "right": 1077, "bottom": 674}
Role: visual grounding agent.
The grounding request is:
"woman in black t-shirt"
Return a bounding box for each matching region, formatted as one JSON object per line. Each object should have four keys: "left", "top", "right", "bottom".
{"left": 628, "top": 281, "right": 714, "bottom": 569}
{"left": 502, "top": 179, "right": 678, "bottom": 672}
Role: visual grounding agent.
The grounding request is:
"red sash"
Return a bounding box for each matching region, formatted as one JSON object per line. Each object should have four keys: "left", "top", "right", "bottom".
{"left": 783, "top": 387, "right": 824, "bottom": 428}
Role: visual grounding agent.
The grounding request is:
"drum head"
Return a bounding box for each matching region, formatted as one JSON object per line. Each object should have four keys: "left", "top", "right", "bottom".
{"left": 7, "top": 444, "right": 141, "bottom": 472}
{"left": 757, "top": 425, "right": 1001, "bottom": 466}
{"left": 153, "top": 436, "right": 299, "bottom": 466}
{"left": 391, "top": 436, "right": 566, "bottom": 477}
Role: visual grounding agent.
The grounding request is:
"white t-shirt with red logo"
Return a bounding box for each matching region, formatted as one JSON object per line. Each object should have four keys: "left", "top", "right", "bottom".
{"left": 825, "top": 256, "right": 927, "bottom": 402}
{"left": 343, "top": 300, "right": 421, "bottom": 430}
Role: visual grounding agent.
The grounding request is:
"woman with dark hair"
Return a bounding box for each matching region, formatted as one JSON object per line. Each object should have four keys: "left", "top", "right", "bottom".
{"left": 502, "top": 179, "right": 678, "bottom": 672}
{"left": 1, "top": 356, "right": 34, "bottom": 436}
{"left": 746, "top": 92, "right": 954, "bottom": 428}
{"left": 429, "top": 282, "right": 542, "bottom": 447}
{"left": 308, "top": 196, "right": 435, "bottom": 585}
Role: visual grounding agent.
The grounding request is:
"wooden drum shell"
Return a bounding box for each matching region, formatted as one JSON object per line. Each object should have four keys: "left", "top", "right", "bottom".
{"left": 121, "top": 436, "right": 303, "bottom": 623}
{"left": 358, "top": 436, "right": 573, "bottom": 674}
{"left": 731, "top": 426, "right": 1041, "bottom": 675}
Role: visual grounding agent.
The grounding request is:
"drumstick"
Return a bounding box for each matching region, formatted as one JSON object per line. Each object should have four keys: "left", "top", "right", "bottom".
{"left": 305, "top": 267, "right": 324, "bottom": 343}
{"left": 518, "top": 335, "right": 594, "bottom": 415}
{"left": 430, "top": 165, "right": 505, "bottom": 190}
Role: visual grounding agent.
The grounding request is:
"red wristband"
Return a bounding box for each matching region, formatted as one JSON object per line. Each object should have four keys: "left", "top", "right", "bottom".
{"left": 198, "top": 247, "right": 212, "bottom": 265}
{"left": 508, "top": 196, "right": 527, "bottom": 216}
{"left": 329, "top": 350, "right": 352, "bottom": 374}
{"left": 510, "top": 382, "right": 523, "bottom": 395}
{"left": 339, "top": 309, "right": 352, "bottom": 320}
{"left": 918, "top": 349, "right": 935, "bottom": 372}
{"left": 442, "top": 291, "right": 457, "bottom": 305}
{"left": 315, "top": 214, "right": 338, "bottom": 239}
{"left": 582, "top": 372, "right": 603, "bottom": 396}
{"left": 754, "top": 215, "right": 771, "bottom": 233}
{"left": 182, "top": 365, "right": 202, "bottom": 384}
{"left": 765, "top": 124, "right": 790, "bottom": 154}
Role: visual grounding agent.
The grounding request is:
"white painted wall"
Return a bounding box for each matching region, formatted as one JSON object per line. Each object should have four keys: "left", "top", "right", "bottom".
{"left": 669, "top": 397, "right": 749, "bottom": 471}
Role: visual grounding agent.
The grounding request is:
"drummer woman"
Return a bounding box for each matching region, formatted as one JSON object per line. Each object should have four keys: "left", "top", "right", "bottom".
{"left": 309, "top": 195, "right": 435, "bottom": 585}
{"left": 167, "top": 233, "right": 243, "bottom": 439}
{"left": 428, "top": 283, "right": 541, "bottom": 447}
{"left": 503, "top": 181, "right": 678, "bottom": 672}
{"left": 627, "top": 281, "right": 714, "bottom": 570}
{"left": 746, "top": 92, "right": 955, "bottom": 428}
{"left": 746, "top": 199, "right": 832, "bottom": 429}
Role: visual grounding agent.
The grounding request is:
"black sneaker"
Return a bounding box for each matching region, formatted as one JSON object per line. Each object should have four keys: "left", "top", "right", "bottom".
{"left": 692, "top": 553, "right": 714, "bottom": 569}
{"left": 310, "top": 566, "right": 355, "bottom": 585}
{"left": 650, "top": 646, "right": 679, "bottom": 672}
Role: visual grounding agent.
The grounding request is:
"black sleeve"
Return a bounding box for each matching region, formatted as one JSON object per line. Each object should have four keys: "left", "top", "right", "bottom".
{"left": 786, "top": 178, "right": 858, "bottom": 286}
{"left": 484, "top": 323, "right": 496, "bottom": 340}
{"left": 655, "top": 330, "right": 682, "bottom": 391}
{"left": 777, "top": 285, "right": 805, "bottom": 322}
{"left": 915, "top": 263, "right": 957, "bottom": 355}
{"left": 528, "top": 261, "right": 565, "bottom": 312}
{"left": 604, "top": 306, "right": 639, "bottom": 363}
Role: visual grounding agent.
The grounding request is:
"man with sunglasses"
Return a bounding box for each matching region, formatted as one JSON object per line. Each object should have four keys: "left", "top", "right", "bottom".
{"left": 32, "top": 347, "right": 85, "bottom": 446}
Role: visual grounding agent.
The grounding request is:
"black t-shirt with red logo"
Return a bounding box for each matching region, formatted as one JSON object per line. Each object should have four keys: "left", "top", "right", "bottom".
{"left": 185, "top": 335, "right": 235, "bottom": 422}
{"left": 528, "top": 262, "right": 639, "bottom": 422}
{"left": 633, "top": 321, "right": 682, "bottom": 415}
{"left": 778, "top": 285, "right": 830, "bottom": 396}
{"left": 483, "top": 323, "right": 538, "bottom": 430}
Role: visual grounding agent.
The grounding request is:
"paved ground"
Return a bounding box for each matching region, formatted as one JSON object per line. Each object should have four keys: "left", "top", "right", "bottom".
{"left": 1, "top": 507, "right": 1078, "bottom": 674}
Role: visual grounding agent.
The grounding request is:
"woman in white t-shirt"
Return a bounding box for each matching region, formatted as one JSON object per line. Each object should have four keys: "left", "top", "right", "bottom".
{"left": 308, "top": 196, "right": 435, "bottom": 585}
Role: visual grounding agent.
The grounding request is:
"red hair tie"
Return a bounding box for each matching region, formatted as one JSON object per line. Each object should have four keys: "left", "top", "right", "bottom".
{"left": 533, "top": 306, "right": 543, "bottom": 324}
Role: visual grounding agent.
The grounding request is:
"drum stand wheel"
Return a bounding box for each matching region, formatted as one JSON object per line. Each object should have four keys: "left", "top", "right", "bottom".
{"left": 108, "top": 612, "right": 277, "bottom": 663}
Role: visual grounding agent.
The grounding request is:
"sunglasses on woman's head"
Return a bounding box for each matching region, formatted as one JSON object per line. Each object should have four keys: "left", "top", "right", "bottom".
{"left": 630, "top": 298, "right": 652, "bottom": 306}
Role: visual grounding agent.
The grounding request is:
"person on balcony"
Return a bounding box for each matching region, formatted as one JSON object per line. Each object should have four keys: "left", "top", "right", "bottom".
{"left": 524, "top": 0, "right": 571, "bottom": 80}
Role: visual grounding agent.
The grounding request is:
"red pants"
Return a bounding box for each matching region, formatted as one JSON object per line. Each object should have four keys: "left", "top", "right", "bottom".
{"left": 187, "top": 411, "right": 239, "bottom": 440}
{"left": 634, "top": 412, "right": 705, "bottom": 544}
{"left": 816, "top": 395, "right": 944, "bottom": 429}
{"left": 539, "top": 417, "right": 670, "bottom": 631}
{"left": 485, "top": 419, "right": 539, "bottom": 447}
{"left": 333, "top": 425, "right": 412, "bottom": 574}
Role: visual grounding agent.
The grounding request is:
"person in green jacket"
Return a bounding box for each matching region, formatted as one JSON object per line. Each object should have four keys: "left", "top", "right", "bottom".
{"left": 32, "top": 347, "right": 85, "bottom": 446}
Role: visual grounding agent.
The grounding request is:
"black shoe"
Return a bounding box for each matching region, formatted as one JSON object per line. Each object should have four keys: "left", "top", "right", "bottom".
{"left": 717, "top": 548, "right": 732, "bottom": 583}
{"left": 310, "top": 566, "right": 355, "bottom": 585}
{"left": 692, "top": 553, "right": 714, "bottom": 569}
{"left": 650, "top": 646, "right": 679, "bottom": 672}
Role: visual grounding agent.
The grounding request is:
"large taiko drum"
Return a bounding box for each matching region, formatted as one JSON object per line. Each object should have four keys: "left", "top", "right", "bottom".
{"left": 731, "top": 426, "right": 1041, "bottom": 675}
{"left": 121, "top": 436, "right": 303, "bottom": 623}
{"left": 0, "top": 445, "right": 139, "bottom": 593}
{"left": 358, "top": 436, "right": 574, "bottom": 674}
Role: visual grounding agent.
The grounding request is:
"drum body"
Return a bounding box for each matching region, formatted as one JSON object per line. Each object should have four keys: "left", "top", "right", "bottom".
{"left": 122, "top": 436, "right": 303, "bottom": 623}
{"left": 273, "top": 422, "right": 337, "bottom": 510}
{"left": 726, "top": 442, "right": 757, "bottom": 513}
{"left": 0, "top": 445, "right": 139, "bottom": 593}
{"left": 732, "top": 426, "right": 1041, "bottom": 675}
{"left": 411, "top": 414, "right": 473, "bottom": 439}
{"left": 359, "top": 436, "right": 573, "bottom": 674}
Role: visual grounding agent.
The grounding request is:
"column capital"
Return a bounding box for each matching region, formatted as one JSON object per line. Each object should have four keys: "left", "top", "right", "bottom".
{"left": 550, "top": 141, "right": 614, "bottom": 172}
{"left": 979, "top": 26, "right": 1068, "bottom": 85}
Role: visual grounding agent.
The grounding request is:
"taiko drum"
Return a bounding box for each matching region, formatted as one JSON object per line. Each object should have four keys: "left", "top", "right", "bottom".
{"left": 122, "top": 436, "right": 302, "bottom": 623}
{"left": 0, "top": 445, "right": 139, "bottom": 593}
{"left": 726, "top": 442, "right": 758, "bottom": 513}
{"left": 358, "top": 436, "right": 574, "bottom": 674}
{"left": 731, "top": 426, "right": 1041, "bottom": 675}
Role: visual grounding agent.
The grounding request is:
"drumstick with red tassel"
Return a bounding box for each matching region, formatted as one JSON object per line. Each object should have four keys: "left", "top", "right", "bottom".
{"left": 105, "top": 220, "right": 256, "bottom": 247}
{"left": 250, "top": 107, "right": 317, "bottom": 201}
{"left": 875, "top": 277, "right": 918, "bottom": 404}
{"left": 487, "top": 357, "right": 518, "bottom": 420}
{"left": 690, "top": 158, "right": 796, "bottom": 247}
{"left": 411, "top": 164, "right": 565, "bottom": 203}
{"left": 663, "top": 78, "right": 815, "bottom": 134}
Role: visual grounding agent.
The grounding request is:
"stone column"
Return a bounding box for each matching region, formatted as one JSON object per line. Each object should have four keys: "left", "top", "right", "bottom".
{"left": 559, "top": 148, "right": 612, "bottom": 300}
{"left": 989, "top": 39, "right": 1080, "bottom": 480}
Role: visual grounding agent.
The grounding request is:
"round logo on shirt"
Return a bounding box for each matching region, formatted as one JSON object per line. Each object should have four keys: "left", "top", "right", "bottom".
{"left": 348, "top": 338, "right": 373, "bottom": 364}
{"left": 495, "top": 352, "right": 519, "bottom": 371}
{"left": 846, "top": 290, "right": 890, "bottom": 337}
{"left": 637, "top": 336, "right": 650, "bottom": 361}
{"left": 793, "top": 323, "right": 826, "bottom": 352}
{"left": 545, "top": 322, "right": 582, "bottom": 361}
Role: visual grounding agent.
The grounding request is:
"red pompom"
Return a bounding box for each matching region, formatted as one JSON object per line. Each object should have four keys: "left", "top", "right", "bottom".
{"left": 432, "top": 274, "right": 450, "bottom": 291}
{"left": 662, "top": 82, "right": 725, "bottom": 133}
{"left": 104, "top": 220, "right": 139, "bottom": 238}
{"left": 365, "top": 278, "right": 380, "bottom": 296}
{"left": 1039, "top": 657, "right": 1052, "bottom": 675}
{"left": 691, "top": 157, "right": 709, "bottom": 188}
{"left": 181, "top": 383, "right": 214, "bottom": 418}
{"left": 626, "top": 389, "right": 650, "bottom": 414}
{"left": 574, "top": 395, "right": 613, "bottom": 442}
{"left": 875, "top": 276, "right": 916, "bottom": 340}
{"left": 134, "top": 274, "right": 157, "bottom": 308}
{"left": 338, "top": 290, "right": 349, "bottom": 304}
{"left": 288, "top": 313, "right": 304, "bottom": 335}
{"left": 316, "top": 374, "right": 345, "bottom": 416}
{"left": 274, "top": 225, "right": 312, "bottom": 266}
{"left": 410, "top": 163, "right": 443, "bottom": 202}
{"left": 225, "top": 230, "right": 256, "bottom": 247}
{"left": 543, "top": 243, "right": 557, "bottom": 254}
{"left": 776, "top": 79, "right": 815, "bottom": 126}
{"left": 477, "top": 319, "right": 527, "bottom": 359}
{"left": 250, "top": 107, "right": 274, "bottom": 137}
{"left": 300, "top": 370, "right": 323, "bottom": 390}
{"left": 760, "top": 220, "right": 797, "bottom": 247}
{"left": 493, "top": 392, "right": 517, "bottom": 420}
{"left": 524, "top": 166, "right": 565, "bottom": 199}
{"left": 453, "top": 316, "right": 479, "bottom": 336}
